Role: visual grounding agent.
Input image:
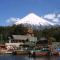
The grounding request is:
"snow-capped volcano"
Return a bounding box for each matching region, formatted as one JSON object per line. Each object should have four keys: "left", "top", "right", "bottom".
{"left": 15, "top": 13, "right": 54, "bottom": 26}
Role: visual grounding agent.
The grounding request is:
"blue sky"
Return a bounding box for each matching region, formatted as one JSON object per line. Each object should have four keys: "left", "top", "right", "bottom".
{"left": 0, "top": 0, "right": 60, "bottom": 26}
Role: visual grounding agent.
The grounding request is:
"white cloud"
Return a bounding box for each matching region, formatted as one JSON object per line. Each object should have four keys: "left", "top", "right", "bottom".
{"left": 43, "top": 13, "right": 60, "bottom": 25}
{"left": 53, "top": 18, "right": 59, "bottom": 22}
{"left": 57, "top": 14, "right": 60, "bottom": 18}
{"left": 44, "top": 13, "right": 56, "bottom": 19}
{"left": 6, "top": 17, "right": 20, "bottom": 23}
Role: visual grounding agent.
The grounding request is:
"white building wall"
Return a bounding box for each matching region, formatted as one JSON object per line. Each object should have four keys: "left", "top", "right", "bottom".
{"left": 5, "top": 43, "right": 23, "bottom": 48}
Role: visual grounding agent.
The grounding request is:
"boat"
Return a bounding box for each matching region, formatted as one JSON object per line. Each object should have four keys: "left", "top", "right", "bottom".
{"left": 30, "top": 48, "right": 49, "bottom": 56}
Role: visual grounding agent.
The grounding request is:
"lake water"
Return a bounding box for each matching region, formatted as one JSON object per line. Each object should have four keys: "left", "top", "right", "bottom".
{"left": 0, "top": 55, "right": 60, "bottom": 60}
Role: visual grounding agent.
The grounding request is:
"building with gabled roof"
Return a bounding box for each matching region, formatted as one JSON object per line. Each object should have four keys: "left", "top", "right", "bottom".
{"left": 5, "top": 28, "right": 37, "bottom": 50}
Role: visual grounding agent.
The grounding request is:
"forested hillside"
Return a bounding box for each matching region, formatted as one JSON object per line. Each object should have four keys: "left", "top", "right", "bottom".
{"left": 0, "top": 24, "right": 60, "bottom": 42}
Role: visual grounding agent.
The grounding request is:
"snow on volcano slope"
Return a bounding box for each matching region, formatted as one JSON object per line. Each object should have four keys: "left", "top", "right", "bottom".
{"left": 15, "top": 13, "right": 54, "bottom": 26}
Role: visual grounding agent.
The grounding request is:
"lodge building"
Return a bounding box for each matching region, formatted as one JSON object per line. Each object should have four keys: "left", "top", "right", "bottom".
{"left": 5, "top": 28, "right": 37, "bottom": 50}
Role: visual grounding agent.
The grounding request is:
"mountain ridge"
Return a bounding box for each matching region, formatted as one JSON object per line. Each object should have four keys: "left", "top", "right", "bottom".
{"left": 15, "top": 13, "right": 55, "bottom": 26}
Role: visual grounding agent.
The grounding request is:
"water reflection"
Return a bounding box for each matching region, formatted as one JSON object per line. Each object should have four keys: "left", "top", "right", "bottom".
{"left": 28, "top": 56, "right": 60, "bottom": 60}
{"left": 0, "top": 55, "right": 60, "bottom": 60}
{"left": 27, "top": 57, "right": 49, "bottom": 60}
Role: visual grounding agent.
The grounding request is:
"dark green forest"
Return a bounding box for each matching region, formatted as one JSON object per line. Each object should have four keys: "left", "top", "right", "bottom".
{"left": 0, "top": 24, "right": 60, "bottom": 42}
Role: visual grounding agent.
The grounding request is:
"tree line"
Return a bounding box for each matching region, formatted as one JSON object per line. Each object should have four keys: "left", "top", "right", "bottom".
{"left": 0, "top": 24, "right": 60, "bottom": 42}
